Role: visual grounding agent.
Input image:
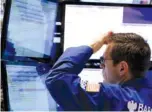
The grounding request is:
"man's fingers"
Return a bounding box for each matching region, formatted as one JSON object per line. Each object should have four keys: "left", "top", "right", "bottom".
{"left": 108, "top": 31, "right": 113, "bottom": 36}
{"left": 103, "top": 31, "right": 113, "bottom": 44}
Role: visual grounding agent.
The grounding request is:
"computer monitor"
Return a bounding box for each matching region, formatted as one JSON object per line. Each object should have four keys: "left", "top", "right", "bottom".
{"left": 80, "top": 0, "right": 151, "bottom": 4}
{"left": 1, "top": 0, "right": 58, "bottom": 59}
{"left": 80, "top": 0, "right": 133, "bottom": 3}
{"left": 62, "top": 2, "right": 152, "bottom": 66}
{"left": 78, "top": 68, "right": 103, "bottom": 92}
{"left": 79, "top": 68, "right": 103, "bottom": 83}
{"left": 2, "top": 61, "right": 57, "bottom": 111}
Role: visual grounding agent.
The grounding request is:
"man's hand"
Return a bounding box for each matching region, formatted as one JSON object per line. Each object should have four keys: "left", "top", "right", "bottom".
{"left": 89, "top": 31, "right": 113, "bottom": 53}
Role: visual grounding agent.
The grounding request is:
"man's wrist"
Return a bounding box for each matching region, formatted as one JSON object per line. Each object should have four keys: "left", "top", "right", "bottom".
{"left": 89, "top": 40, "right": 104, "bottom": 53}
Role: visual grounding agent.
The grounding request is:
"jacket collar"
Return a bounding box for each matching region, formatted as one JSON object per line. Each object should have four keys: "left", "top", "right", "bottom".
{"left": 121, "top": 76, "right": 152, "bottom": 88}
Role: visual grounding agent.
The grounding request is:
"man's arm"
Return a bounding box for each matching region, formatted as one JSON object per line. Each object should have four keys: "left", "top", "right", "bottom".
{"left": 45, "top": 46, "right": 97, "bottom": 110}
{"left": 45, "top": 32, "right": 112, "bottom": 110}
{"left": 47, "top": 46, "right": 93, "bottom": 76}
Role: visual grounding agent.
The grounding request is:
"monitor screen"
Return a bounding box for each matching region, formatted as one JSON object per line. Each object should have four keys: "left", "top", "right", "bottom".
{"left": 79, "top": 68, "right": 103, "bottom": 83}
{"left": 80, "top": 0, "right": 151, "bottom": 4}
{"left": 3, "top": 0, "right": 57, "bottom": 58}
{"left": 79, "top": 68, "right": 103, "bottom": 92}
{"left": 63, "top": 4, "right": 152, "bottom": 61}
{"left": 5, "top": 63, "right": 57, "bottom": 111}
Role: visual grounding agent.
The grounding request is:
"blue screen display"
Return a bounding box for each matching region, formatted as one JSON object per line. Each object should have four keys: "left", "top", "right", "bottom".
{"left": 4, "top": 0, "right": 57, "bottom": 58}
{"left": 6, "top": 63, "right": 57, "bottom": 111}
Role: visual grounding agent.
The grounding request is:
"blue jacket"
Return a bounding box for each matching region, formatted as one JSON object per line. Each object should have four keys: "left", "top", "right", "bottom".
{"left": 45, "top": 46, "right": 152, "bottom": 111}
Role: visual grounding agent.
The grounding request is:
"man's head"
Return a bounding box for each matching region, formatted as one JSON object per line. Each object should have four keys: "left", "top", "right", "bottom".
{"left": 101, "top": 33, "right": 151, "bottom": 84}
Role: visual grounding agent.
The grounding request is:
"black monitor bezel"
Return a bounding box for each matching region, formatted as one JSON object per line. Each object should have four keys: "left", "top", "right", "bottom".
{"left": 1, "top": 61, "right": 10, "bottom": 111}
{"left": 1, "top": 0, "right": 58, "bottom": 64}
{"left": 61, "top": 1, "right": 152, "bottom": 70}
{"left": 1, "top": 0, "right": 12, "bottom": 110}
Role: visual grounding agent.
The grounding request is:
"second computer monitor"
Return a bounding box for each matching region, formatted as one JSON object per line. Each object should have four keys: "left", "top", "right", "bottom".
{"left": 63, "top": 3, "right": 152, "bottom": 61}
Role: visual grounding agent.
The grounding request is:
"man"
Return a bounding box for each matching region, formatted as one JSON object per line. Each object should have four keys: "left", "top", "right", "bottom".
{"left": 45, "top": 32, "right": 152, "bottom": 111}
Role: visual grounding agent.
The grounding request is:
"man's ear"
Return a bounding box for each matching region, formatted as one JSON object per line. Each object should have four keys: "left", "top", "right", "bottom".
{"left": 119, "top": 61, "right": 129, "bottom": 76}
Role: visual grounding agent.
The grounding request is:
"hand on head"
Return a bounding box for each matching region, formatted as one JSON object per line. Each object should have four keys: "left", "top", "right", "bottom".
{"left": 89, "top": 31, "right": 113, "bottom": 53}
{"left": 102, "top": 31, "right": 113, "bottom": 44}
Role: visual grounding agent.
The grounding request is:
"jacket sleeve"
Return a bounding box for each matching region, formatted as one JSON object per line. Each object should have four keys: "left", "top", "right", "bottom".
{"left": 45, "top": 46, "right": 99, "bottom": 111}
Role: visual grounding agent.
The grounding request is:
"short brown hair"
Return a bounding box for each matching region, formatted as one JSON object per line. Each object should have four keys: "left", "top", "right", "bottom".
{"left": 110, "top": 33, "right": 151, "bottom": 78}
